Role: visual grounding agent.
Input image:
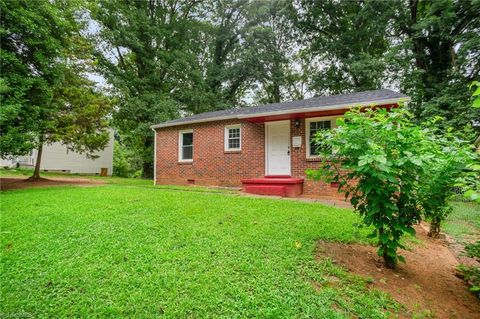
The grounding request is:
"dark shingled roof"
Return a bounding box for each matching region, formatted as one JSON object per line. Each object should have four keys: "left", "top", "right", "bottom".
{"left": 152, "top": 89, "right": 409, "bottom": 128}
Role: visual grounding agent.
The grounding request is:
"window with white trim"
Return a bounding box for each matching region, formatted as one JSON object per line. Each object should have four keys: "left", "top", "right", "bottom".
{"left": 307, "top": 120, "right": 332, "bottom": 157}
{"left": 179, "top": 130, "right": 193, "bottom": 161}
{"left": 225, "top": 125, "right": 241, "bottom": 151}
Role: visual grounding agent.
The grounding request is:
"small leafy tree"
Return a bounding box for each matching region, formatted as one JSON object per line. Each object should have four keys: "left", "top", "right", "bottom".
{"left": 307, "top": 107, "right": 431, "bottom": 268}
{"left": 418, "top": 123, "right": 476, "bottom": 237}
{"left": 460, "top": 82, "right": 480, "bottom": 202}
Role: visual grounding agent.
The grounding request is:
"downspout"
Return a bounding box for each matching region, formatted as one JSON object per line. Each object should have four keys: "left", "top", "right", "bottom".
{"left": 151, "top": 127, "right": 157, "bottom": 185}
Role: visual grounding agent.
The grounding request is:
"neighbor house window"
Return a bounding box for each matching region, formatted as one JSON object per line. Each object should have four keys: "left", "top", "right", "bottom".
{"left": 179, "top": 130, "right": 193, "bottom": 162}
{"left": 306, "top": 119, "right": 332, "bottom": 157}
{"left": 225, "top": 125, "right": 241, "bottom": 151}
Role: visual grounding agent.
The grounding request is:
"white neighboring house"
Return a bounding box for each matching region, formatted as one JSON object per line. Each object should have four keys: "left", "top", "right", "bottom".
{"left": 1, "top": 130, "right": 114, "bottom": 176}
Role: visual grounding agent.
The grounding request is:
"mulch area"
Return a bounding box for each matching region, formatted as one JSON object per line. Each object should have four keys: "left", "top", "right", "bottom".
{"left": 0, "top": 177, "right": 105, "bottom": 191}
{"left": 316, "top": 224, "right": 480, "bottom": 318}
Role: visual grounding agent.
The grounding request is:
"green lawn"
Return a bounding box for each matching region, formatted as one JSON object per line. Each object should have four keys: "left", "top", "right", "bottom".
{"left": 1, "top": 180, "right": 400, "bottom": 318}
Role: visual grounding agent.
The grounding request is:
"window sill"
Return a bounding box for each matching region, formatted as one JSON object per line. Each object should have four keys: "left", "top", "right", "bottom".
{"left": 178, "top": 161, "right": 193, "bottom": 165}
{"left": 224, "top": 150, "right": 241, "bottom": 154}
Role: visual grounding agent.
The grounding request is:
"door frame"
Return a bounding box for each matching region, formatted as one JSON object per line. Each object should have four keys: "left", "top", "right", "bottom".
{"left": 264, "top": 120, "right": 291, "bottom": 176}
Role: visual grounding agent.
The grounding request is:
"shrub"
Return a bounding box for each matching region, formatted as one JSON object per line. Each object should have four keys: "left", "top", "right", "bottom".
{"left": 465, "top": 241, "right": 480, "bottom": 261}
{"left": 113, "top": 140, "right": 142, "bottom": 177}
{"left": 418, "top": 124, "right": 476, "bottom": 237}
{"left": 457, "top": 264, "right": 480, "bottom": 297}
{"left": 307, "top": 107, "right": 431, "bottom": 268}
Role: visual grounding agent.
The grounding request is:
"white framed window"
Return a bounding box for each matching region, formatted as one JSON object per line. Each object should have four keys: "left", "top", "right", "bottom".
{"left": 178, "top": 129, "right": 193, "bottom": 162}
{"left": 224, "top": 124, "right": 241, "bottom": 151}
{"left": 305, "top": 117, "right": 336, "bottom": 158}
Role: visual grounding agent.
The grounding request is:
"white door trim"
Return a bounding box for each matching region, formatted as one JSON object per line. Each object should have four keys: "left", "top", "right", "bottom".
{"left": 265, "top": 120, "right": 291, "bottom": 176}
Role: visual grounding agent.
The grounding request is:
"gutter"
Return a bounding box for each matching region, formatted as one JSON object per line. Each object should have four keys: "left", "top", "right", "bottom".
{"left": 151, "top": 97, "right": 411, "bottom": 130}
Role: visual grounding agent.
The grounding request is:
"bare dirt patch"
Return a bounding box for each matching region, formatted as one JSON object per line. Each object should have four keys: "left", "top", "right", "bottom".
{"left": 316, "top": 225, "right": 480, "bottom": 318}
{"left": 0, "top": 177, "right": 104, "bottom": 191}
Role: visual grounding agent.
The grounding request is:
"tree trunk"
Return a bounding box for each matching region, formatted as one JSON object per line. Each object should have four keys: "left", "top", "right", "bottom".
{"left": 272, "top": 83, "right": 281, "bottom": 103}
{"left": 28, "top": 142, "right": 43, "bottom": 181}
{"left": 379, "top": 227, "right": 396, "bottom": 269}
{"left": 382, "top": 247, "right": 396, "bottom": 269}
{"left": 142, "top": 161, "right": 153, "bottom": 179}
{"left": 142, "top": 136, "right": 154, "bottom": 179}
{"left": 428, "top": 217, "right": 441, "bottom": 238}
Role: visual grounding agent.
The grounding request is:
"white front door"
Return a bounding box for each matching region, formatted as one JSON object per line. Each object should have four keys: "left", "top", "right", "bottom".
{"left": 266, "top": 120, "right": 291, "bottom": 176}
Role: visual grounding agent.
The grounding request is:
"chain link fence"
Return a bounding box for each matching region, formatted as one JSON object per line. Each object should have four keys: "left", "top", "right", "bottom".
{"left": 450, "top": 187, "right": 480, "bottom": 213}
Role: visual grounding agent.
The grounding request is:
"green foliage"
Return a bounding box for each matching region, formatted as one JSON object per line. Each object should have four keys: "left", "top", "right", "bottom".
{"left": 242, "top": 0, "right": 303, "bottom": 103}
{"left": 88, "top": 0, "right": 479, "bottom": 179}
{"left": 459, "top": 162, "right": 480, "bottom": 204}
{"left": 307, "top": 107, "right": 435, "bottom": 268}
{"left": 90, "top": 0, "right": 203, "bottom": 177}
{"left": 295, "top": 0, "right": 480, "bottom": 129}
{"left": 396, "top": 0, "right": 480, "bottom": 129}
{"left": 295, "top": 0, "right": 396, "bottom": 94}
{"left": 90, "top": 0, "right": 303, "bottom": 177}
{"left": 307, "top": 106, "right": 477, "bottom": 265}
{"left": 1, "top": 184, "right": 402, "bottom": 318}
{"left": 471, "top": 81, "right": 480, "bottom": 109}
{"left": 112, "top": 140, "right": 142, "bottom": 178}
{"left": 454, "top": 82, "right": 480, "bottom": 202}
{"left": 457, "top": 264, "right": 480, "bottom": 296}
{"left": 465, "top": 241, "right": 480, "bottom": 260}
{"left": 0, "top": 0, "right": 112, "bottom": 178}
{"left": 418, "top": 122, "right": 477, "bottom": 237}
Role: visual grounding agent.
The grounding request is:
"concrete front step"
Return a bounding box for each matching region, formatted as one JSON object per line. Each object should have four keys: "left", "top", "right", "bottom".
{"left": 241, "top": 176, "right": 304, "bottom": 197}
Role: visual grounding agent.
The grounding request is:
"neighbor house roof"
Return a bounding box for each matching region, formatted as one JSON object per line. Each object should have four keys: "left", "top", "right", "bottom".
{"left": 151, "top": 89, "right": 410, "bottom": 129}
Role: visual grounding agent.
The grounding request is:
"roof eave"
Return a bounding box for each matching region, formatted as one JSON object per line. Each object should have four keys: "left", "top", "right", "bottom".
{"left": 151, "top": 96, "right": 410, "bottom": 129}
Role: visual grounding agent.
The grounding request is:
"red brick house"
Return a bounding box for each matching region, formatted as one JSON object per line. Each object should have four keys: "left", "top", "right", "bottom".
{"left": 151, "top": 89, "right": 409, "bottom": 198}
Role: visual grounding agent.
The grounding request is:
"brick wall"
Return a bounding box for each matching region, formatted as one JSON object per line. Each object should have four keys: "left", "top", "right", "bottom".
{"left": 155, "top": 119, "right": 265, "bottom": 187}
{"left": 289, "top": 118, "right": 345, "bottom": 197}
{"left": 154, "top": 117, "right": 346, "bottom": 198}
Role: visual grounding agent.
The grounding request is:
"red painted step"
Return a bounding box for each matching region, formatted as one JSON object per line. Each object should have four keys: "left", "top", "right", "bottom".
{"left": 264, "top": 175, "right": 292, "bottom": 179}
{"left": 241, "top": 177, "right": 304, "bottom": 197}
{"left": 244, "top": 185, "right": 287, "bottom": 197}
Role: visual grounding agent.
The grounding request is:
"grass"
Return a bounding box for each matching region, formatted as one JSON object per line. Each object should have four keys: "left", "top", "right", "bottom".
{"left": 0, "top": 168, "right": 239, "bottom": 192}
{"left": 0, "top": 179, "right": 401, "bottom": 318}
{"left": 443, "top": 201, "right": 480, "bottom": 243}
{"left": 0, "top": 167, "right": 153, "bottom": 186}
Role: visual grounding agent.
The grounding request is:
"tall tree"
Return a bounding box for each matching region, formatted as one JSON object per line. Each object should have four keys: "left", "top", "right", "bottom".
{"left": 0, "top": 0, "right": 111, "bottom": 180}
{"left": 90, "top": 0, "right": 210, "bottom": 178}
{"left": 201, "top": 0, "right": 252, "bottom": 108}
{"left": 244, "top": 0, "right": 303, "bottom": 104}
{"left": 294, "top": 0, "right": 397, "bottom": 95}
{"left": 201, "top": 0, "right": 306, "bottom": 106}
{"left": 396, "top": 0, "right": 480, "bottom": 129}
